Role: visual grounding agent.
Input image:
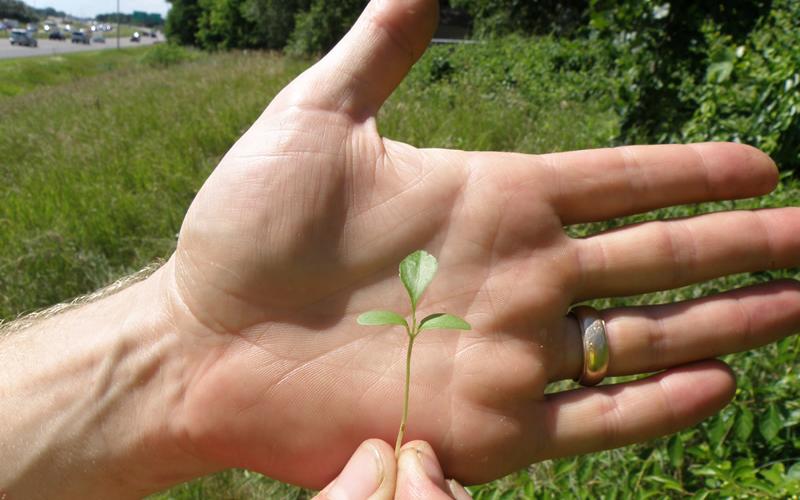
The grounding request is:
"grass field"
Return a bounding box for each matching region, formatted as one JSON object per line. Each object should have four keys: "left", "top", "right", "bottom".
{"left": 0, "top": 45, "right": 173, "bottom": 97}
{"left": 1, "top": 40, "right": 799, "bottom": 498}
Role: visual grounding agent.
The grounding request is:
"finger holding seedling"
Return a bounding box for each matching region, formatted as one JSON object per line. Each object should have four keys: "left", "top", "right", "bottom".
{"left": 313, "top": 438, "right": 472, "bottom": 500}
{"left": 358, "top": 250, "right": 471, "bottom": 457}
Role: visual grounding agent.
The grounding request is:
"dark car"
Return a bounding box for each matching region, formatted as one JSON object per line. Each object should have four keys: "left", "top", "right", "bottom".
{"left": 71, "top": 31, "right": 90, "bottom": 44}
{"left": 48, "top": 30, "right": 65, "bottom": 40}
{"left": 10, "top": 29, "right": 38, "bottom": 47}
{"left": 130, "top": 32, "right": 141, "bottom": 42}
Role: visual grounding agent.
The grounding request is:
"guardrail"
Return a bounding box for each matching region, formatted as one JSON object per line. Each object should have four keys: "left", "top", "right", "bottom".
{"left": 430, "top": 38, "right": 480, "bottom": 45}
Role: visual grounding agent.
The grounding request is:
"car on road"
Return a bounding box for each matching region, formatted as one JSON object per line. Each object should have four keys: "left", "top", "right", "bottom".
{"left": 9, "top": 29, "right": 37, "bottom": 47}
{"left": 92, "top": 34, "right": 105, "bottom": 43}
{"left": 48, "top": 30, "right": 65, "bottom": 40}
{"left": 71, "top": 32, "right": 90, "bottom": 44}
{"left": 131, "top": 32, "right": 141, "bottom": 42}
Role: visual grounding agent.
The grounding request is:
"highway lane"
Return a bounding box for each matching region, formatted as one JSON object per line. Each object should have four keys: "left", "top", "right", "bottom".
{"left": 0, "top": 35, "right": 161, "bottom": 60}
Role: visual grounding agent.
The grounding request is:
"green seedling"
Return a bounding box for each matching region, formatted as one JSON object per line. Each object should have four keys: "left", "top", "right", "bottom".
{"left": 357, "top": 250, "right": 471, "bottom": 457}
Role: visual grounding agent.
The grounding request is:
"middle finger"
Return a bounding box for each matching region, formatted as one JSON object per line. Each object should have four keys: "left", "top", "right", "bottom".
{"left": 573, "top": 207, "right": 800, "bottom": 301}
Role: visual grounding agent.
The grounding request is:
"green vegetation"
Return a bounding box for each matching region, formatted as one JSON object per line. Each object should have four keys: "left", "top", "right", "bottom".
{"left": 0, "top": 46, "right": 188, "bottom": 97}
{"left": 95, "top": 11, "right": 164, "bottom": 27}
{"left": 139, "top": 43, "right": 198, "bottom": 68}
{"left": 0, "top": 0, "right": 39, "bottom": 23}
{"left": 450, "top": 0, "right": 588, "bottom": 36}
{"left": 166, "top": 0, "right": 364, "bottom": 53}
{"left": 106, "top": 25, "right": 154, "bottom": 38}
{"left": 164, "top": 0, "right": 799, "bottom": 171}
{"left": 0, "top": 34, "right": 798, "bottom": 497}
{"left": 592, "top": 0, "right": 800, "bottom": 171}
{"left": 0, "top": 50, "right": 307, "bottom": 319}
{"left": 358, "top": 250, "right": 471, "bottom": 456}
{"left": 382, "top": 36, "right": 618, "bottom": 152}
{"left": 286, "top": 0, "right": 361, "bottom": 55}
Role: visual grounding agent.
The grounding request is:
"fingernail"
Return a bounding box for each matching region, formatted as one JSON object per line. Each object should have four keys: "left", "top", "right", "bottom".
{"left": 415, "top": 448, "right": 445, "bottom": 483}
{"left": 447, "top": 479, "right": 473, "bottom": 499}
{"left": 328, "top": 442, "right": 384, "bottom": 500}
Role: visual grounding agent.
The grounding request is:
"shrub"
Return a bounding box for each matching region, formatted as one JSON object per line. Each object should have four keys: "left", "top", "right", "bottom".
{"left": 139, "top": 44, "right": 195, "bottom": 68}
{"left": 679, "top": 3, "right": 800, "bottom": 170}
{"left": 592, "top": 0, "right": 799, "bottom": 171}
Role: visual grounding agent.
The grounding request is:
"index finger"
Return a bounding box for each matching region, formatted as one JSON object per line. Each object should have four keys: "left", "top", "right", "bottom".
{"left": 541, "top": 142, "right": 778, "bottom": 224}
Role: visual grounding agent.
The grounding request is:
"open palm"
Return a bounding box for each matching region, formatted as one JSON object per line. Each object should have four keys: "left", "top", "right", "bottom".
{"left": 162, "top": 0, "right": 800, "bottom": 489}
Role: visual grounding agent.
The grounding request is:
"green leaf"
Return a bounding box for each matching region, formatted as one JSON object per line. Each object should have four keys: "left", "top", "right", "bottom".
{"left": 419, "top": 313, "right": 471, "bottom": 332}
{"left": 644, "top": 475, "right": 684, "bottom": 492}
{"left": 399, "top": 250, "right": 438, "bottom": 310}
{"left": 761, "top": 463, "right": 785, "bottom": 486}
{"left": 759, "top": 404, "right": 783, "bottom": 443}
{"left": 357, "top": 310, "right": 408, "bottom": 329}
{"left": 707, "top": 414, "right": 732, "bottom": 455}
{"left": 787, "top": 462, "right": 800, "bottom": 481}
{"left": 667, "top": 434, "right": 684, "bottom": 468}
{"left": 706, "top": 61, "right": 734, "bottom": 83}
{"left": 735, "top": 407, "right": 754, "bottom": 441}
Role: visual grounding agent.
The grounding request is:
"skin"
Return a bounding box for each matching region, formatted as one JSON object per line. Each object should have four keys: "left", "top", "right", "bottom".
{"left": 1, "top": 0, "right": 800, "bottom": 497}
{"left": 314, "top": 439, "right": 473, "bottom": 500}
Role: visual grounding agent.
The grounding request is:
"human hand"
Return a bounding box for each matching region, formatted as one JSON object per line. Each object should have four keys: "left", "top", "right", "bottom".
{"left": 314, "top": 439, "right": 471, "bottom": 500}
{"left": 156, "top": 0, "right": 800, "bottom": 489}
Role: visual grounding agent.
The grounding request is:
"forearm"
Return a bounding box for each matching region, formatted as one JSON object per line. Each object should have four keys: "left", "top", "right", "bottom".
{"left": 0, "top": 263, "right": 209, "bottom": 499}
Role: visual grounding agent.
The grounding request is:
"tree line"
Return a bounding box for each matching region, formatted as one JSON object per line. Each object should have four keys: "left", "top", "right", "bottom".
{"left": 165, "top": 0, "right": 365, "bottom": 53}
{"left": 96, "top": 11, "right": 165, "bottom": 28}
{"left": 1, "top": 0, "right": 46, "bottom": 23}
{"left": 163, "top": 0, "right": 798, "bottom": 171}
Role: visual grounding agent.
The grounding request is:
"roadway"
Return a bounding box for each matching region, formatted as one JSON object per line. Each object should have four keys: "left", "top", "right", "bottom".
{"left": 0, "top": 35, "right": 161, "bottom": 60}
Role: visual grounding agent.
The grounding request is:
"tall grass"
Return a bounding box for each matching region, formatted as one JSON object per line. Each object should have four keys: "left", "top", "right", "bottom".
{"left": 0, "top": 46, "right": 168, "bottom": 97}
{"left": 0, "top": 51, "right": 308, "bottom": 318}
{"left": 0, "top": 37, "right": 798, "bottom": 498}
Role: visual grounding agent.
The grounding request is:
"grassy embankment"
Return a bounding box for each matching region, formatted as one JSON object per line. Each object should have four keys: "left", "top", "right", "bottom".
{"left": 0, "top": 39, "right": 798, "bottom": 498}
{"left": 0, "top": 45, "right": 165, "bottom": 97}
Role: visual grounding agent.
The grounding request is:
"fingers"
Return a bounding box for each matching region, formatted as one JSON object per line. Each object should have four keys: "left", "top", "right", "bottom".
{"left": 543, "top": 143, "right": 778, "bottom": 224}
{"left": 551, "top": 280, "right": 800, "bottom": 381}
{"left": 573, "top": 207, "right": 800, "bottom": 300}
{"left": 543, "top": 360, "right": 736, "bottom": 460}
{"left": 396, "top": 441, "right": 471, "bottom": 500}
{"left": 285, "top": 0, "right": 438, "bottom": 118}
{"left": 314, "top": 439, "right": 397, "bottom": 500}
{"left": 313, "top": 439, "right": 472, "bottom": 500}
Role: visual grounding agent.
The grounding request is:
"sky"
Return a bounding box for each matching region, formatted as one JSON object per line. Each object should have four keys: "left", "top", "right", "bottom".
{"left": 30, "top": 1, "right": 170, "bottom": 18}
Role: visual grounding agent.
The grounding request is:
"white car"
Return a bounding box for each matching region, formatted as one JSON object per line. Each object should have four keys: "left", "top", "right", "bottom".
{"left": 10, "top": 29, "right": 38, "bottom": 47}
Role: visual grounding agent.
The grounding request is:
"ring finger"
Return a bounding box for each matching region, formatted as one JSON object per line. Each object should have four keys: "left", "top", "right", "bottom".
{"left": 550, "top": 279, "right": 800, "bottom": 382}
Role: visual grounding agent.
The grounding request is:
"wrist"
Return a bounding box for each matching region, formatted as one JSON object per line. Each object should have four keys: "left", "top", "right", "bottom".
{"left": 0, "top": 262, "right": 214, "bottom": 498}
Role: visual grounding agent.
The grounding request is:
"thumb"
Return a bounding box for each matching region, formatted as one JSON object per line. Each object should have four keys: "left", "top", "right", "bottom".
{"left": 396, "top": 441, "right": 472, "bottom": 500}
{"left": 314, "top": 439, "right": 397, "bottom": 500}
{"left": 290, "top": 0, "right": 439, "bottom": 118}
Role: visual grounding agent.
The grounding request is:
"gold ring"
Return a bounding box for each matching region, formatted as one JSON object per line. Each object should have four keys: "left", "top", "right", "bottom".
{"left": 570, "top": 305, "right": 609, "bottom": 386}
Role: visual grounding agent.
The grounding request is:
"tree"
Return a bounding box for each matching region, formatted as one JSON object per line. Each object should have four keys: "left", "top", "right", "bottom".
{"left": 240, "top": 0, "right": 310, "bottom": 49}
{"left": 166, "top": 0, "right": 202, "bottom": 46}
{"left": 589, "top": 0, "right": 771, "bottom": 143}
{"left": 196, "top": 0, "right": 254, "bottom": 49}
{"left": 450, "top": 0, "right": 588, "bottom": 37}
{"left": 287, "top": 0, "right": 366, "bottom": 55}
{"left": 0, "top": 0, "right": 39, "bottom": 23}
